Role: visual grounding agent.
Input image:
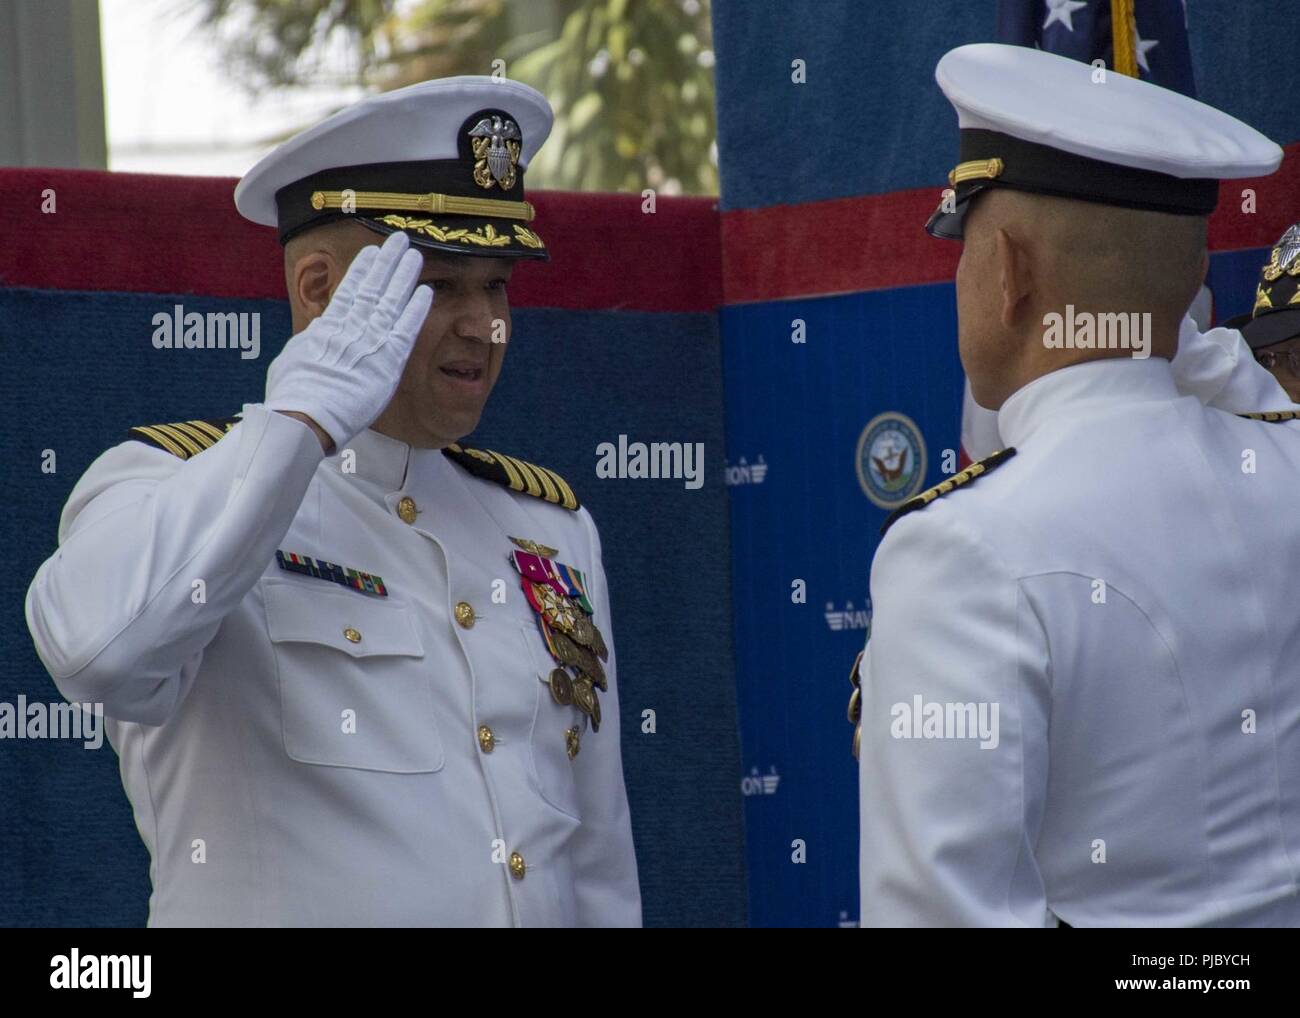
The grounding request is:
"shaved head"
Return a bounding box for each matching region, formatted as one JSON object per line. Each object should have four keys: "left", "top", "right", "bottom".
{"left": 956, "top": 189, "right": 1208, "bottom": 408}
{"left": 284, "top": 219, "right": 377, "bottom": 332}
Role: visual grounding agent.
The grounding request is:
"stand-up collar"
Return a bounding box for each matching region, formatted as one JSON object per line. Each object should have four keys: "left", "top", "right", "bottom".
{"left": 326, "top": 427, "right": 412, "bottom": 492}
{"left": 998, "top": 357, "right": 1181, "bottom": 449}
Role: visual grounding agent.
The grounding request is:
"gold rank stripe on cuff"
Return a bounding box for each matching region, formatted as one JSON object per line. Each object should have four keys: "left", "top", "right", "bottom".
{"left": 443, "top": 443, "right": 580, "bottom": 511}
{"left": 1237, "top": 410, "right": 1300, "bottom": 421}
{"left": 127, "top": 417, "right": 241, "bottom": 459}
{"left": 879, "top": 447, "right": 1017, "bottom": 537}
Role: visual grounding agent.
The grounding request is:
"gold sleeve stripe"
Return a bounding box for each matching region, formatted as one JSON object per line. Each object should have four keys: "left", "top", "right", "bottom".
{"left": 153, "top": 423, "right": 205, "bottom": 457}
{"left": 131, "top": 425, "right": 187, "bottom": 458}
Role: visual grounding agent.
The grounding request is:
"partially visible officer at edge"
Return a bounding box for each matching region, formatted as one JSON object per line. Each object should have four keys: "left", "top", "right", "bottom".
{"left": 1222, "top": 223, "right": 1300, "bottom": 402}
{"left": 25, "top": 78, "right": 641, "bottom": 927}
{"left": 853, "top": 43, "right": 1300, "bottom": 927}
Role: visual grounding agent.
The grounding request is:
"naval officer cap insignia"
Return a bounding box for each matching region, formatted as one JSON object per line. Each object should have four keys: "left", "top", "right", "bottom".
{"left": 233, "top": 76, "right": 553, "bottom": 260}
{"left": 1222, "top": 224, "right": 1300, "bottom": 351}
{"left": 926, "top": 43, "right": 1282, "bottom": 240}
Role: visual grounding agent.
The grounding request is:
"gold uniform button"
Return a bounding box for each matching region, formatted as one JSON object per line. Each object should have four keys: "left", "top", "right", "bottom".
{"left": 454, "top": 601, "right": 475, "bottom": 629}
{"left": 343, "top": 627, "right": 362, "bottom": 643}
{"left": 509, "top": 852, "right": 526, "bottom": 880}
{"left": 397, "top": 496, "right": 418, "bottom": 524}
{"left": 477, "top": 725, "right": 495, "bottom": 754}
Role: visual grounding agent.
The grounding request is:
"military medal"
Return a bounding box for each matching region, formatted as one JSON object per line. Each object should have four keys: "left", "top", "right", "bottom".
{"left": 572, "top": 675, "right": 595, "bottom": 714}
{"left": 511, "top": 539, "right": 610, "bottom": 739}
{"left": 547, "top": 667, "right": 574, "bottom": 706}
{"left": 549, "top": 627, "right": 583, "bottom": 668}
{"left": 570, "top": 613, "right": 596, "bottom": 647}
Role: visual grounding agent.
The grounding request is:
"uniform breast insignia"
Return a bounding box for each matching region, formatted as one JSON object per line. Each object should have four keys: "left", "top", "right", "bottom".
{"left": 127, "top": 416, "right": 241, "bottom": 459}
{"left": 879, "top": 447, "right": 1017, "bottom": 537}
{"left": 275, "top": 550, "right": 388, "bottom": 596}
{"left": 1237, "top": 410, "right": 1300, "bottom": 421}
{"left": 510, "top": 542, "right": 608, "bottom": 738}
{"left": 443, "top": 444, "right": 579, "bottom": 510}
{"left": 510, "top": 535, "right": 559, "bottom": 558}
{"left": 847, "top": 649, "right": 864, "bottom": 761}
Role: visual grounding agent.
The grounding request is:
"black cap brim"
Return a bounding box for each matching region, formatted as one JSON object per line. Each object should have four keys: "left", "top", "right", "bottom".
{"left": 1230, "top": 308, "right": 1300, "bottom": 350}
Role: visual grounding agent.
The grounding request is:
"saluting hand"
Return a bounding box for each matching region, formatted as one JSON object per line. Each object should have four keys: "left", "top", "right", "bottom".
{"left": 265, "top": 230, "right": 432, "bottom": 452}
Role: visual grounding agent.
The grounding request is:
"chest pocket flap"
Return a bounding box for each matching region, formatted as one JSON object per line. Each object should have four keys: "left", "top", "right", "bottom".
{"left": 265, "top": 579, "right": 424, "bottom": 658}
{"left": 263, "top": 578, "right": 441, "bottom": 773}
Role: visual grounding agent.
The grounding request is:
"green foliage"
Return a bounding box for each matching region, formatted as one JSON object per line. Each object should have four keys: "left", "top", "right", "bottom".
{"left": 196, "top": 0, "right": 717, "bottom": 194}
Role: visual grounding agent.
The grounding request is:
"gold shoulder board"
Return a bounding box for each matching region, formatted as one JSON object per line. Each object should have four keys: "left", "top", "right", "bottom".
{"left": 443, "top": 443, "right": 580, "bottom": 511}
{"left": 1237, "top": 410, "right": 1300, "bottom": 422}
{"left": 880, "top": 447, "right": 1016, "bottom": 537}
{"left": 127, "top": 416, "right": 241, "bottom": 459}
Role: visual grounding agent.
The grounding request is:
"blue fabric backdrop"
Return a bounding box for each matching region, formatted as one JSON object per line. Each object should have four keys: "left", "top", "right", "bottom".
{"left": 0, "top": 287, "right": 746, "bottom": 927}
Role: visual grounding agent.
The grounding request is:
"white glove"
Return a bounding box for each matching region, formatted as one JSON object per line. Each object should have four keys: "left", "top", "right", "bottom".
{"left": 264, "top": 230, "right": 432, "bottom": 449}
{"left": 1170, "top": 311, "right": 1295, "bottom": 411}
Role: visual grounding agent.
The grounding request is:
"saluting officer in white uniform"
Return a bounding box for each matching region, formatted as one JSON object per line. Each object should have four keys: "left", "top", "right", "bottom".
{"left": 25, "top": 78, "right": 641, "bottom": 927}
{"left": 853, "top": 44, "right": 1300, "bottom": 927}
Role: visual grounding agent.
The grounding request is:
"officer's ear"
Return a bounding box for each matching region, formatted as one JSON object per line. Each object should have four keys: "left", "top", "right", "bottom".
{"left": 291, "top": 250, "right": 339, "bottom": 325}
{"left": 994, "top": 226, "right": 1033, "bottom": 329}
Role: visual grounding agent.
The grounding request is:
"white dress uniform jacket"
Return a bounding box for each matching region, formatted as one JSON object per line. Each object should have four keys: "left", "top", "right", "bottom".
{"left": 858, "top": 355, "right": 1300, "bottom": 927}
{"left": 26, "top": 404, "right": 641, "bottom": 927}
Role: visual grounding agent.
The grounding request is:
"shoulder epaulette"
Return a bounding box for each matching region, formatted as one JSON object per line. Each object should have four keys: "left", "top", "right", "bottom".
{"left": 1237, "top": 410, "right": 1300, "bottom": 422}
{"left": 127, "top": 417, "right": 241, "bottom": 459}
{"left": 880, "top": 447, "right": 1016, "bottom": 537}
{"left": 443, "top": 443, "right": 580, "bottom": 511}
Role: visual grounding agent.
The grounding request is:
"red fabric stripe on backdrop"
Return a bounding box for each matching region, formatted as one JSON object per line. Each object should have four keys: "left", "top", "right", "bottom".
{"left": 0, "top": 168, "right": 721, "bottom": 313}
{"left": 720, "top": 141, "right": 1300, "bottom": 305}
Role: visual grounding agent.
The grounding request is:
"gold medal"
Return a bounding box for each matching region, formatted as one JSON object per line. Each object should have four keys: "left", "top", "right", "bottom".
{"left": 572, "top": 675, "right": 596, "bottom": 717}
{"left": 570, "top": 613, "right": 595, "bottom": 647}
{"left": 551, "top": 630, "right": 583, "bottom": 668}
{"left": 533, "top": 581, "right": 579, "bottom": 635}
{"left": 578, "top": 666, "right": 607, "bottom": 693}
{"left": 548, "top": 667, "right": 574, "bottom": 706}
{"left": 565, "top": 726, "right": 581, "bottom": 760}
{"left": 847, "top": 687, "right": 861, "bottom": 725}
{"left": 570, "top": 644, "right": 604, "bottom": 684}
{"left": 590, "top": 688, "right": 601, "bottom": 731}
{"left": 590, "top": 626, "right": 609, "bottom": 662}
